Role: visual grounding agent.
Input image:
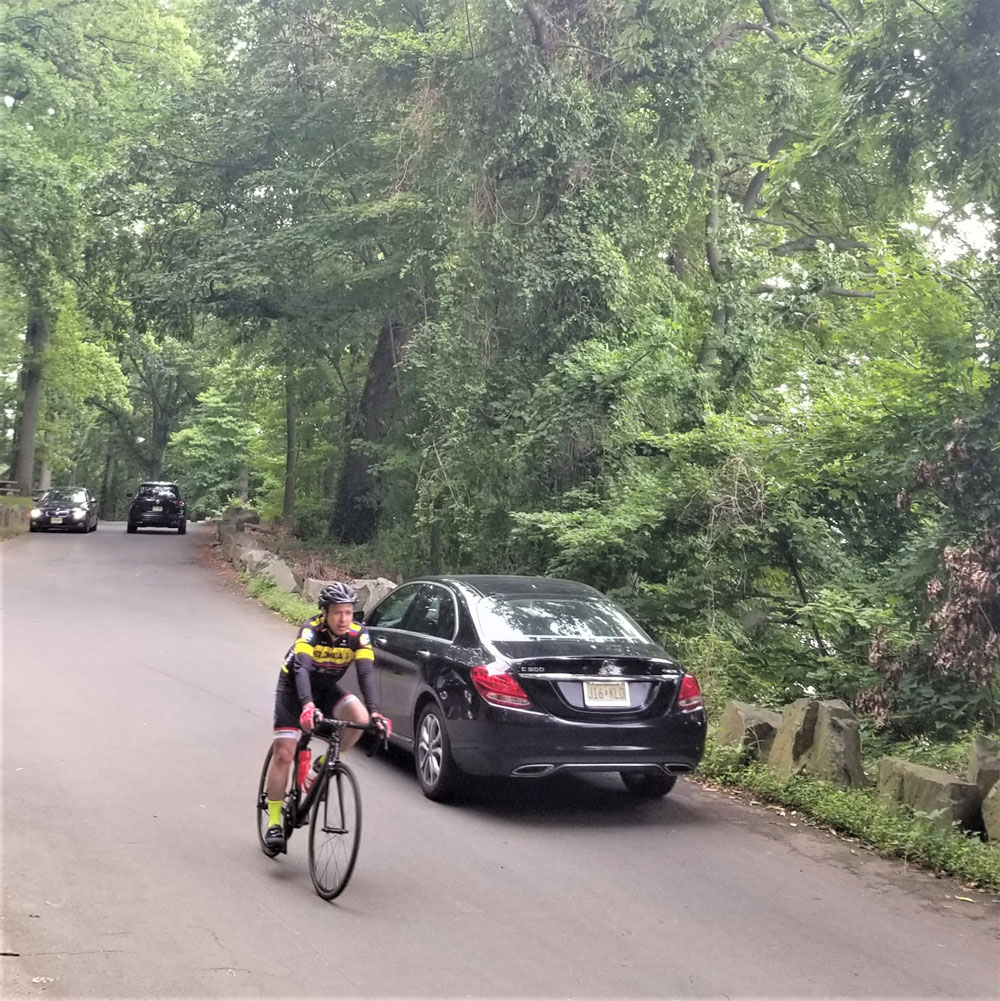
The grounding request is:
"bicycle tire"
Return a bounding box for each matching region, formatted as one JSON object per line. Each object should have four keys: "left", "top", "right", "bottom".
{"left": 308, "top": 761, "right": 362, "bottom": 900}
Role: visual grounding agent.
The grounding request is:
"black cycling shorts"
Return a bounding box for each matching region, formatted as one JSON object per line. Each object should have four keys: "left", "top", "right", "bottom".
{"left": 272, "top": 682, "right": 360, "bottom": 735}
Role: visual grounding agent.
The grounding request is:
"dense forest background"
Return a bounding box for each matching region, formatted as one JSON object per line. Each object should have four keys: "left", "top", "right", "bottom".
{"left": 3, "top": 0, "right": 998, "bottom": 738}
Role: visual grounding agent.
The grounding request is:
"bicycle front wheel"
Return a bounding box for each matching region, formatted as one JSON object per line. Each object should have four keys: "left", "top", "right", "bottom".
{"left": 308, "top": 762, "right": 362, "bottom": 900}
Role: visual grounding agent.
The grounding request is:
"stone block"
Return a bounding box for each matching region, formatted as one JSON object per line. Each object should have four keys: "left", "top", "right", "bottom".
{"left": 220, "top": 526, "right": 239, "bottom": 562}
{"left": 350, "top": 577, "right": 397, "bottom": 615}
{"left": 236, "top": 549, "right": 276, "bottom": 574}
{"left": 717, "top": 701, "right": 782, "bottom": 761}
{"left": 301, "top": 578, "right": 330, "bottom": 605}
{"left": 769, "top": 699, "right": 866, "bottom": 788}
{"left": 968, "top": 735, "right": 1000, "bottom": 800}
{"left": 982, "top": 781, "right": 1000, "bottom": 841}
{"left": 877, "top": 757, "right": 980, "bottom": 832}
{"left": 221, "top": 505, "right": 260, "bottom": 531}
{"left": 264, "top": 559, "right": 299, "bottom": 594}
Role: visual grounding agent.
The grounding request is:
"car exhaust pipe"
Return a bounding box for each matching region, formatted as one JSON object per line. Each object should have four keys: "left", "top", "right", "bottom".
{"left": 512, "top": 764, "right": 555, "bottom": 777}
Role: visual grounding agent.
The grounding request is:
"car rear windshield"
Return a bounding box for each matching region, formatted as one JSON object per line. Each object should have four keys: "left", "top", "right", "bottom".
{"left": 41, "top": 489, "right": 86, "bottom": 504}
{"left": 474, "top": 597, "right": 650, "bottom": 642}
{"left": 138, "top": 485, "right": 178, "bottom": 498}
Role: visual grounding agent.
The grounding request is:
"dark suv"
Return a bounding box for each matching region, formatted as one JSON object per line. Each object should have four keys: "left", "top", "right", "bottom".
{"left": 126, "top": 482, "right": 187, "bottom": 534}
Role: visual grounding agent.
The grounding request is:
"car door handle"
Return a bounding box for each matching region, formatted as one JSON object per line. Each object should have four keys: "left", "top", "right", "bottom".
{"left": 416, "top": 650, "right": 432, "bottom": 660}
{"left": 374, "top": 636, "right": 388, "bottom": 647}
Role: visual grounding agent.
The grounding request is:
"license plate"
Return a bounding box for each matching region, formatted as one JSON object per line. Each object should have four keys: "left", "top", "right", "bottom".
{"left": 583, "top": 680, "right": 629, "bottom": 707}
{"left": 152, "top": 505, "right": 162, "bottom": 512}
{"left": 50, "top": 517, "right": 63, "bottom": 524}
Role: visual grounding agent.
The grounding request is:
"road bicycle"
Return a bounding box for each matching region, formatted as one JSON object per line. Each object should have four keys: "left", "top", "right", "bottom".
{"left": 256, "top": 718, "right": 383, "bottom": 900}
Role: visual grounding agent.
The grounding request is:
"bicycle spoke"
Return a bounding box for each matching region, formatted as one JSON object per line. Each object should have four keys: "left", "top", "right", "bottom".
{"left": 308, "top": 765, "right": 362, "bottom": 900}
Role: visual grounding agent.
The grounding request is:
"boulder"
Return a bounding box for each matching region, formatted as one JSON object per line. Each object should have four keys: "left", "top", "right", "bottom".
{"left": 230, "top": 536, "right": 258, "bottom": 567}
{"left": 350, "top": 577, "right": 397, "bottom": 615}
{"left": 236, "top": 549, "right": 276, "bottom": 574}
{"left": 220, "top": 526, "right": 240, "bottom": 562}
{"left": 264, "top": 559, "right": 299, "bottom": 594}
{"left": 769, "top": 699, "right": 866, "bottom": 788}
{"left": 968, "top": 735, "right": 1000, "bottom": 800}
{"left": 717, "top": 701, "right": 782, "bottom": 761}
{"left": 221, "top": 505, "right": 260, "bottom": 532}
{"left": 982, "top": 781, "right": 1000, "bottom": 841}
{"left": 877, "top": 757, "right": 980, "bottom": 832}
{"left": 301, "top": 578, "right": 330, "bottom": 605}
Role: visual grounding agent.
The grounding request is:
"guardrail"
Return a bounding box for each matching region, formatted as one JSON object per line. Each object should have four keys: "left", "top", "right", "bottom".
{"left": 0, "top": 480, "right": 21, "bottom": 496}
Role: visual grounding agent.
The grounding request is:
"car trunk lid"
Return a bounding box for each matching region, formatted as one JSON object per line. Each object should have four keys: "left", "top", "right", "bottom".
{"left": 508, "top": 655, "right": 683, "bottom": 721}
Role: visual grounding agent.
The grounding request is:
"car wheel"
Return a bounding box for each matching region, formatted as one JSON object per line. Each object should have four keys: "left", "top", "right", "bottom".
{"left": 415, "top": 703, "right": 462, "bottom": 801}
{"left": 177, "top": 519, "right": 186, "bottom": 535}
{"left": 29, "top": 524, "right": 37, "bottom": 533}
{"left": 90, "top": 520, "right": 98, "bottom": 532}
{"left": 126, "top": 522, "right": 137, "bottom": 534}
{"left": 620, "top": 771, "right": 677, "bottom": 799}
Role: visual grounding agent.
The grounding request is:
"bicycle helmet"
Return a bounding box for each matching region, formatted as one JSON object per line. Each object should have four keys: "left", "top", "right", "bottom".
{"left": 318, "top": 582, "right": 357, "bottom": 608}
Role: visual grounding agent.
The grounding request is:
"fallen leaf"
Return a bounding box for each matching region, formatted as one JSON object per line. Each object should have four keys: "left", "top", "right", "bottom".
{"left": 789, "top": 822, "right": 798, "bottom": 827}
{"left": 955, "top": 896, "right": 975, "bottom": 903}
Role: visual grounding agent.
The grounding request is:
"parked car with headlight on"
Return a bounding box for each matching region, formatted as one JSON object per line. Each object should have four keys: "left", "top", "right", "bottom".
{"left": 29, "top": 487, "right": 99, "bottom": 533}
{"left": 126, "top": 481, "right": 186, "bottom": 534}
{"left": 361, "top": 575, "right": 706, "bottom": 801}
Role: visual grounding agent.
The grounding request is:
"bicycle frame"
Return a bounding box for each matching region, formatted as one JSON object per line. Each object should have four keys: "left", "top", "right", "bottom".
{"left": 286, "top": 719, "right": 368, "bottom": 830}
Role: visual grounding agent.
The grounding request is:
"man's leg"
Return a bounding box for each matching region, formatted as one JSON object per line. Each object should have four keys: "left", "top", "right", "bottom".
{"left": 333, "top": 693, "right": 369, "bottom": 751}
{"left": 263, "top": 725, "right": 298, "bottom": 853}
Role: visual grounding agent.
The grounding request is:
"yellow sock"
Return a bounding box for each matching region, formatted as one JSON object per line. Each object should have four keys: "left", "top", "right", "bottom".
{"left": 267, "top": 800, "right": 283, "bottom": 826}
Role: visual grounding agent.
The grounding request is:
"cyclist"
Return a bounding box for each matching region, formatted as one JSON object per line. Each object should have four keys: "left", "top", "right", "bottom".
{"left": 263, "top": 581, "right": 390, "bottom": 854}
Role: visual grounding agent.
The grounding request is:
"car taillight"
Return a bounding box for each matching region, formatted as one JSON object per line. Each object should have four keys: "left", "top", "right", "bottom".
{"left": 677, "top": 674, "right": 704, "bottom": 712}
{"left": 470, "top": 665, "right": 532, "bottom": 708}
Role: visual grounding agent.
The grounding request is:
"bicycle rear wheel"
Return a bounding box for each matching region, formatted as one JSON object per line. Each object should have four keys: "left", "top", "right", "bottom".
{"left": 308, "top": 762, "right": 362, "bottom": 900}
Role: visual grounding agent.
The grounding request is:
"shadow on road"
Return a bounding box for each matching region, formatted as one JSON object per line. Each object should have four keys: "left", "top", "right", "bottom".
{"left": 376, "top": 745, "right": 701, "bottom": 830}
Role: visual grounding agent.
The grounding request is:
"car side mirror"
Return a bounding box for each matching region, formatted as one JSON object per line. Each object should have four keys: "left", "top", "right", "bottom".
{"left": 126, "top": 492, "right": 133, "bottom": 499}
{"left": 354, "top": 610, "right": 366, "bottom": 624}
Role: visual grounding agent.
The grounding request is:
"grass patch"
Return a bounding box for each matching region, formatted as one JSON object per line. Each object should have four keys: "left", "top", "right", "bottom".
{"left": 240, "top": 572, "right": 315, "bottom": 624}
{"left": 699, "top": 739, "right": 1000, "bottom": 891}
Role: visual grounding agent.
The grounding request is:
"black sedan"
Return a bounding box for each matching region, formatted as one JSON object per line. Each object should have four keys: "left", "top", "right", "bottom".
{"left": 29, "top": 487, "right": 99, "bottom": 533}
{"left": 362, "top": 575, "right": 706, "bottom": 801}
{"left": 126, "top": 482, "right": 186, "bottom": 534}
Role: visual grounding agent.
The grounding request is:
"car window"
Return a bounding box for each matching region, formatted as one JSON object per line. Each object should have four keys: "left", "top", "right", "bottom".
{"left": 41, "top": 489, "right": 87, "bottom": 505}
{"left": 138, "top": 484, "right": 179, "bottom": 499}
{"left": 474, "top": 597, "right": 650, "bottom": 642}
{"left": 406, "top": 585, "right": 457, "bottom": 641}
{"left": 365, "top": 583, "right": 420, "bottom": 629}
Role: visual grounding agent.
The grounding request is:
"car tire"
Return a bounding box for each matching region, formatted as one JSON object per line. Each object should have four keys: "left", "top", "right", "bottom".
{"left": 620, "top": 771, "right": 677, "bottom": 799}
{"left": 29, "top": 524, "right": 38, "bottom": 533}
{"left": 415, "top": 703, "right": 462, "bottom": 802}
{"left": 126, "top": 522, "right": 137, "bottom": 534}
{"left": 177, "top": 519, "right": 186, "bottom": 535}
{"left": 90, "top": 520, "right": 98, "bottom": 532}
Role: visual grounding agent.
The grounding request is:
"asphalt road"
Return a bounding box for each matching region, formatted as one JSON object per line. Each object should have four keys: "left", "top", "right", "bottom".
{"left": 2, "top": 524, "right": 998, "bottom": 1000}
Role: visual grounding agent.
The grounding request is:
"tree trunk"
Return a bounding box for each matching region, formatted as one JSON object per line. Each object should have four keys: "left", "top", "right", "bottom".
{"left": 38, "top": 461, "right": 52, "bottom": 491}
{"left": 13, "top": 309, "right": 49, "bottom": 495}
{"left": 238, "top": 463, "right": 250, "bottom": 503}
{"left": 283, "top": 363, "right": 296, "bottom": 524}
{"left": 149, "top": 400, "right": 170, "bottom": 480}
{"left": 100, "top": 440, "right": 117, "bottom": 519}
{"left": 331, "top": 319, "right": 410, "bottom": 543}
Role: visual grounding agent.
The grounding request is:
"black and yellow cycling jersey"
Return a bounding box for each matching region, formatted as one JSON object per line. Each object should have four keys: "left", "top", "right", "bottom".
{"left": 277, "top": 613, "right": 378, "bottom": 713}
